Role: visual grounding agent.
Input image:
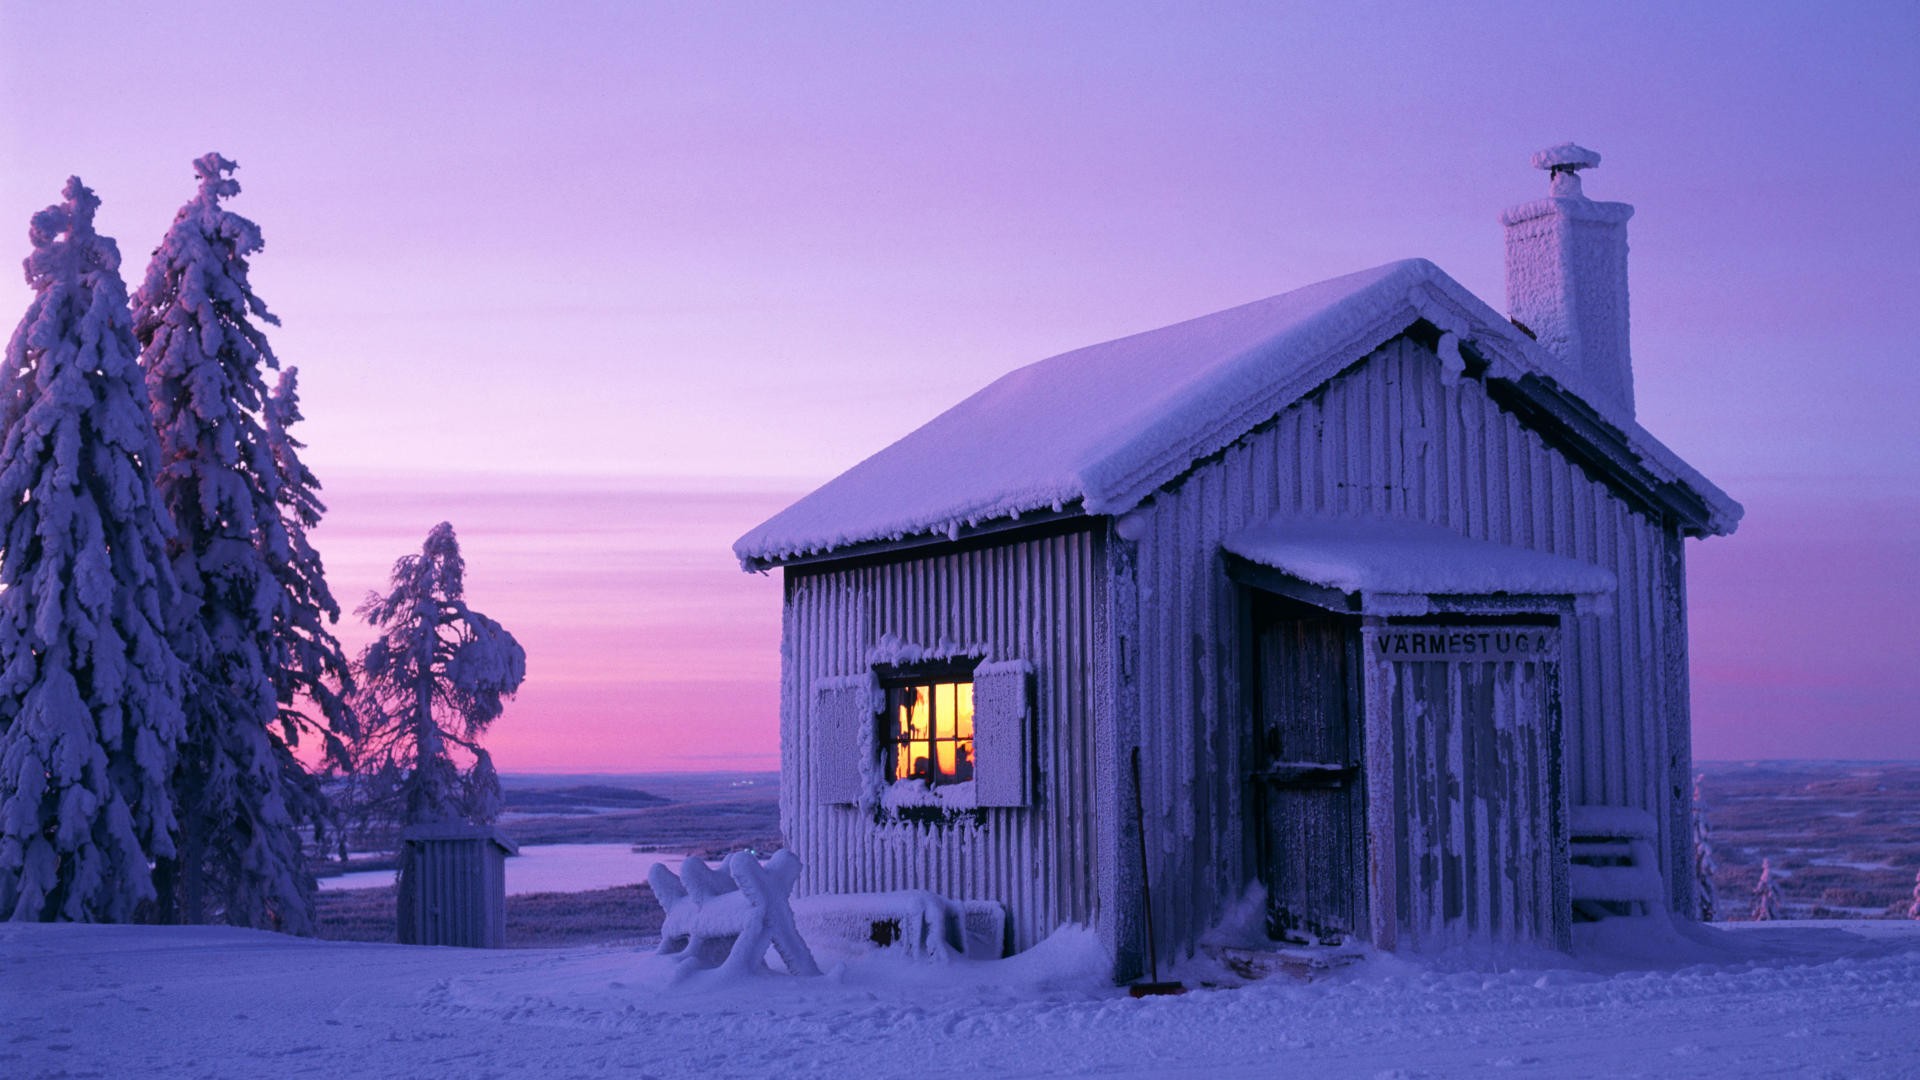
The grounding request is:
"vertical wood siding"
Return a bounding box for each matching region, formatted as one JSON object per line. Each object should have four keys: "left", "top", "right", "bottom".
{"left": 1122, "top": 337, "right": 1687, "bottom": 960}
{"left": 780, "top": 528, "right": 1103, "bottom": 952}
{"left": 1377, "top": 648, "right": 1569, "bottom": 951}
{"left": 397, "top": 837, "right": 508, "bottom": 949}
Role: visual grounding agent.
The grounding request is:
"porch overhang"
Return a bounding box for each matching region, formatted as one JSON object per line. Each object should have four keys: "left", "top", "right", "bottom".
{"left": 1221, "top": 516, "right": 1617, "bottom": 617}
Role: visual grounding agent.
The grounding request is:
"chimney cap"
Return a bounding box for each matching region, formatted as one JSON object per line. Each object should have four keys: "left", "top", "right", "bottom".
{"left": 1531, "top": 143, "right": 1601, "bottom": 172}
{"left": 1531, "top": 143, "right": 1601, "bottom": 197}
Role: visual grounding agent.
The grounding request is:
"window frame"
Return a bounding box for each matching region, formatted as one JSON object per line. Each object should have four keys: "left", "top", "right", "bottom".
{"left": 875, "top": 659, "right": 980, "bottom": 790}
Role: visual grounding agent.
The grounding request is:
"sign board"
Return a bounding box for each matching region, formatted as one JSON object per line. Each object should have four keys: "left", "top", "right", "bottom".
{"left": 1372, "top": 626, "right": 1558, "bottom": 662}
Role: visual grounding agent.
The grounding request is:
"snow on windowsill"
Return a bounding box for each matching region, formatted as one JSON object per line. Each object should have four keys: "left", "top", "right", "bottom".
{"left": 881, "top": 779, "right": 977, "bottom": 814}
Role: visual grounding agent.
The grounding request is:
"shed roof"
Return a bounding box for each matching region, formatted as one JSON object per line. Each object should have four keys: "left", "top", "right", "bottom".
{"left": 1223, "top": 516, "right": 1617, "bottom": 615}
{"left": 736, "top": 259, "right": 1740, "bottom": 568}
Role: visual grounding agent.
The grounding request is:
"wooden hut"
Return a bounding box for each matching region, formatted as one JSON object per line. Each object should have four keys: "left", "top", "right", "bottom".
{"left": 735, "top": 146, "right": 1741, "bottom": 978}
{"left": 397, "top": 823, "right": 517, "bottom": 948}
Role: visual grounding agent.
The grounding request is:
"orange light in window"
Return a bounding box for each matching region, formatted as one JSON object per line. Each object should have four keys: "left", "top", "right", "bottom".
{"left": 935, "top": 683, "right": 955, "bottom": 740}
{"left": 955, "top": 682, "right": 974, "bottom": 740}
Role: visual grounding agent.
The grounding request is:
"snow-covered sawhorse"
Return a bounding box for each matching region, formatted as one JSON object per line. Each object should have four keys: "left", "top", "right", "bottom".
{"left": 647, "top": 850, "right": 822, "bottom": 976}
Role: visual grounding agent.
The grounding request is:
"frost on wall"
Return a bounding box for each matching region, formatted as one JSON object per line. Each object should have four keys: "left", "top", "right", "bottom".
{"left": 0, "top": 178, "right": 186, "bottom": 923}
{"left": 971, "top": 661, "right": 1032, "bottom": 808}
{"left": 810, "top": 674, "right": 879, "bottom": 807}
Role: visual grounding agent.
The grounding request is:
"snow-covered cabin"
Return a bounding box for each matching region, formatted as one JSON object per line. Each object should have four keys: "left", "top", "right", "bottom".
{"left": 735, "top": 146, "right": 1740, "bottom": 977}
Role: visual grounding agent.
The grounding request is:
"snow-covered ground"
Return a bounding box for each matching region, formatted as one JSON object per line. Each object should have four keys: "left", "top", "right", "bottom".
{"left": 4, "top": 918, "right": 1917, "bottom": 1079}
{"left": 319, "top": 843, "right": 695, "bottom": 896}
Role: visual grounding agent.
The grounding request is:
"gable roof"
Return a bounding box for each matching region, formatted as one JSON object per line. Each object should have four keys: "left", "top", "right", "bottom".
{"left": 736, "top": 258, "right": 1741, "bottom": 569}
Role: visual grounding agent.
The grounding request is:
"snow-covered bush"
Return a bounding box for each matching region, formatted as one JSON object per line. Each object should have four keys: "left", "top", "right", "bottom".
{"left": 0, "top": 177, "right": 186, "bottom": 922}
{"left": 134, "top": 153, "right": 336, "bottom": 931}
{"left": 350, "top": 522, "right": 525, "bottom": 826}
{"left": 1750, "top": 858, "right": 1782, "bottom": 922}
{"left": 1692, "top": 773, "right": 1717, "bottom": 922}
{"left": 1908, "top": 869, "right": 1919, "bottom": 920}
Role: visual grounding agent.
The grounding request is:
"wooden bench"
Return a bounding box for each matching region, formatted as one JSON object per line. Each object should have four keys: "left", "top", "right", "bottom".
{"left": 1569, "top": 805, "right": 1667, "bottom": 921}
{"left": 792, "top": 891, "right": 1006, "bottom": 960}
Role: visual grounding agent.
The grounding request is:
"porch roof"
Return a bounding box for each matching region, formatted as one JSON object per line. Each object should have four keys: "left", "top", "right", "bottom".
{"left": 1222, "top": 516, "right": 1617, "bottom": 616}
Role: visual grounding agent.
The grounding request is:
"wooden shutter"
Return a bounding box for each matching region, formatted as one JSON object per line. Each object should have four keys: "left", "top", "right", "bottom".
{"left": 972, "top": 661, "right": 1032, "bottom": 807}
{"left": 811, "top": 675, "right": 876, "bottom": 805}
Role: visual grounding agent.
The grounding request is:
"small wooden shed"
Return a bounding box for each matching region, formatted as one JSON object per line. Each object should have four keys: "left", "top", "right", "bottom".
{"left": 735, "top": 146, "right": 1741, "bottom": 978}
{"left": 397, "top": 823, "right": 517, "bottom": 948}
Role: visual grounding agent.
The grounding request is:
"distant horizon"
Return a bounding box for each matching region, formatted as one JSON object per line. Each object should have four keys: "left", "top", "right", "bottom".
{"left": 493, "top": 758, "right": 1919, "bottom": 781}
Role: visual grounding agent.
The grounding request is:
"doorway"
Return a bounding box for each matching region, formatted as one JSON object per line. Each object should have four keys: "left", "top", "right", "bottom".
{"left": 1248, "top": 592, "right": 1366, "bottom": 945}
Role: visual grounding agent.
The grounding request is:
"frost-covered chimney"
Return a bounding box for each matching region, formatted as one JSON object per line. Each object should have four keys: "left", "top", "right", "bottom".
{"left": 1501, "top": 143, "right": 1635, "bottom": 417}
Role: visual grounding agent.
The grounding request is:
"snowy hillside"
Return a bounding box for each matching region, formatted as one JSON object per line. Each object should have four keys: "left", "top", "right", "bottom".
{"left": 4, "top": 919, "right": 1916, "bottom": 1079}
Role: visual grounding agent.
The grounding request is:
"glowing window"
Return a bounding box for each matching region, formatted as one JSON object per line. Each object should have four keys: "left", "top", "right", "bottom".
{"left": 884, "top": 678, "right": 975, "bottom": 786}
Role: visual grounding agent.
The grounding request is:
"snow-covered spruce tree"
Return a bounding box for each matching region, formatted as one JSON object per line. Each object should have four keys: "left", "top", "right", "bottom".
{"left": 1692, "top": 773, "right": 1718, "bottom": 922}
{"left": 0, "top": 178, "right": 186, "bottom": 922}
{"left": 1908, "top": 869, "right": 1919, "bottom": 920}
{"left": 134, "top": 153, "right": 338, "bottom": 932}
{"left": 352, "top": 522, "right": 525, "bottom": 828}
{"left": 1750, "top": 858, "right": 1782, "bottom": 922}
{"left": 261, "top": 368, "right": 356, "bottom": 845}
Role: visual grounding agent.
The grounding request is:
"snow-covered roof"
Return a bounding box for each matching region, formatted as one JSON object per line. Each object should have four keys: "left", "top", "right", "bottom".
{"left": 1223, "top": 516, "right": 1617, "bottom": 611}
{"left": 736, "top": 258, "right": 1740, "bottom": 568}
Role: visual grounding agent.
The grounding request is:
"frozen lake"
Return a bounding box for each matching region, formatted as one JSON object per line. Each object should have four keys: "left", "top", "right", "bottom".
{"left": 319, "top": 843, "right": 697, "bottom": 896}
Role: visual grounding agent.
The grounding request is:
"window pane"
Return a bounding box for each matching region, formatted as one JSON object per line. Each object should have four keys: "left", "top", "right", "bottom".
{"left": 908, "top": 739, "right": 931, "bottom": 779}
{"left": 955, "top": 682, "right": 974, "bottom": 740}
{"left": 934, "top": 683, "right": 955, "bottom": 740}
{"left": 905, "top": 687, "right": 928, "bottom": 739}
{"left": 956, "top": 738, "right": 974, "bottom": 782}
{"left": 936, "top": 740, "right": 957, "bottom": 776}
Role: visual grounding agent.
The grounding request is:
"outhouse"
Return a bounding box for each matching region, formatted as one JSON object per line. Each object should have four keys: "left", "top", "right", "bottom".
{"left": 735, "top": 146, "right": 1741, "bottom": 978}
{"left": 397, "top": 822, "right": 517, "bottom": 948}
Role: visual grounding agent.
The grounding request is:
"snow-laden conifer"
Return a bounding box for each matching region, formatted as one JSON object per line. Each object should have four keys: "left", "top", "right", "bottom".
{"left": 352, "top": 523, "right": 525, "bottom": 826}
{"left": 1750, "top": 857, "right": 1782, "bottom": 922}
{"left": 261, "top": 369, "right": 356, "bottom": 841}
{"left": 134, "top": 153, "right": 322, "bottom": 931}
{"left": 1692, "top": 773, "right": 1717, "bottom": 922}
{"left": 0, "top": 178, "right": 185, "bottom": 922}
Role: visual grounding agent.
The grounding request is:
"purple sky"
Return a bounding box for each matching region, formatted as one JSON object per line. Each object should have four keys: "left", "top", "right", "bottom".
{"left": 4, "top": 2, "right": 1915, "bottom": 767}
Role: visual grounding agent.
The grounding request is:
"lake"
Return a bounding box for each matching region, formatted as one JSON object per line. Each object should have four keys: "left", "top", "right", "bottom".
{"left": 319, "top": 843, "right": 698, "bottom": 896}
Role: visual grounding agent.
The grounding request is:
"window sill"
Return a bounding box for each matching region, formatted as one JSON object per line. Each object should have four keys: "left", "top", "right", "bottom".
{"left": 881, "top": 778, "right": 977, "bottom": 813}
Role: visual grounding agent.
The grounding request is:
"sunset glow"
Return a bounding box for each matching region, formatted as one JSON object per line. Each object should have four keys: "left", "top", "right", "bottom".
{"left": 3, "top": 2, "right": 1912, "bottom": 769}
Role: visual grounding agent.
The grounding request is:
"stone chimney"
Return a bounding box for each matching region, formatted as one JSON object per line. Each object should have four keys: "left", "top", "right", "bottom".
{"left": 1501, "top": 143, "right": 1635, "bottom": 417}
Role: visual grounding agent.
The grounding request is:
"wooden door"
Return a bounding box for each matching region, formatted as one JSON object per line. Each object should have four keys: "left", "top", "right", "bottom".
{"left": 1372, "top": 623, "right": 1569, "bottom": 951}
{"left": 1251, "top": 597, "right": 1365, "bottom": 944}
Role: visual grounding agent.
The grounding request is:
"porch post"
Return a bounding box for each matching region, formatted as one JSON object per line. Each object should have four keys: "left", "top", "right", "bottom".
{"left": 1360, "top": 617, "right": 1398, "bottom": 952}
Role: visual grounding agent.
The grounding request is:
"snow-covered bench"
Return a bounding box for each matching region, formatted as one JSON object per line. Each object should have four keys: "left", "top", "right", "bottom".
{"left": 792, "top": 891, "right": 1006, "bottom": 960}
{"left": 648, "top": 850, "right": 822, "bottom": 976}
{"left": 1569, "top": 805, "right": 1667, "bottom": 921}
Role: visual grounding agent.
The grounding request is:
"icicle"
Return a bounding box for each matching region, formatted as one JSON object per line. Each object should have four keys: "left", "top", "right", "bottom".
{"left": 1437, "top": 331, "right": 1466, "bottom": 387}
